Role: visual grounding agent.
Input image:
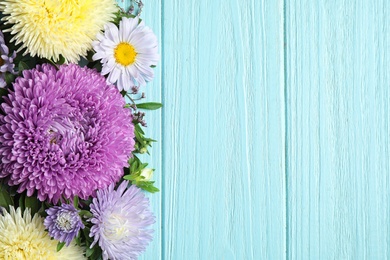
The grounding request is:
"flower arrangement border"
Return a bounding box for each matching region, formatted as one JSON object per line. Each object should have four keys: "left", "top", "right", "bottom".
{"left": 0, "top": 1, "right": 161, "bottom": 259}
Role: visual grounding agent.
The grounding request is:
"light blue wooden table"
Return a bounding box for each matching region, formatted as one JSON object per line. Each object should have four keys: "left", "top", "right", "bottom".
{"left": 119, "top": 0, "right": 390, "bottom": 259}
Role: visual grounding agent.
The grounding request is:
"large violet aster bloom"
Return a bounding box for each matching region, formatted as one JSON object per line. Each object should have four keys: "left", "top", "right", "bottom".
{"left": 89, "top": 181, "right": 155, "bottom": 260}
{"left": 44, "top": 204, "right": 84, "bottom": 246}
{"left": 0, "top": 64, "right": 135, "bottom": 203}
{"left": 0, "top": 30, "right": 16, "bottom": 88}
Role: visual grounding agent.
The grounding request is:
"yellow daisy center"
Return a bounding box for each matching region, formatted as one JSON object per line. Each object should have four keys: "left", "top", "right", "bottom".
{"left": 0, "top": 57, "right": 4, "bottom": 66}
{"left": 114, "top": 42, "right": 137, "bottom": 66}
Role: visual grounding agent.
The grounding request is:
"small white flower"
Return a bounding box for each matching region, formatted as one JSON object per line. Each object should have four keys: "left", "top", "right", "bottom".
{"left": 92, "top": 17, "right": 159, "bottom": 91}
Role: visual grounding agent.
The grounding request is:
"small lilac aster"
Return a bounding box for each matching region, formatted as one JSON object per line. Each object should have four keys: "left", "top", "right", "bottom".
{"left": 44, "top": 204, "right": 84, "bottom": 246}
{"left": 0, "top": 64, "right": 135, "bottom": 203}
{"left": 0, "top": 30, "right": 16, "bottom": 87}
{"left": 89, "top": 181, "right": 155, "bottom": 260}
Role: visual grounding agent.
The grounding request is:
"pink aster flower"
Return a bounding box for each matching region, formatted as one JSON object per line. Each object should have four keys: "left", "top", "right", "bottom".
{"left": 0, "top": 64, "right": 135, "bottom": 203}
{"left": 89, "top": 181, "right": 155, "bottom": 260}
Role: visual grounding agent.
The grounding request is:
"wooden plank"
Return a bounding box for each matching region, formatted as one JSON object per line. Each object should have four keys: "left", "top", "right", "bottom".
{"left": 162, "top": 0, "right": 286, "bottom": 259}
{"left": 286, "top": 0, "right": 390, "bottom": 258}
{"left": 117, "top": 1, "right": 162, "bottom": 259}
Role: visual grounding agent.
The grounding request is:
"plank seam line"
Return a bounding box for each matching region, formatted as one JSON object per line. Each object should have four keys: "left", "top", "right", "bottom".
{"left": 283, "top": 0, "right": 289, "bottom": 259}
{"left": 160, "top": 0, "right": 165, "bottom": 258}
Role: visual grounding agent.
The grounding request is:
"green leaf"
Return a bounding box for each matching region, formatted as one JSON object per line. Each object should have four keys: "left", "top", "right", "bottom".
{"left": 137, "top": 181, "right": 160, "bottom": 193}
{"left": 0, "top": 87, "right": 8, "bottom": 97}
{"left": 144, "top": 137, "right": 157, "bottom": 143}
{"left": 112, "top": 10, "right": 136, "bottom": 25}
{"left": 136, "top": 102, "right": 163, "bottom": 110}
{"left": 92, "top": 62, "right": 102, "bottom": 72}
{"left": 134, "top": 130, "right": 146, "bottom": 146}
{"left": 18, "top": 194, "right": 25, "bottom": 212}
{"left": 86, "top": 50, "right": 95, "bottom": 62}
{"left": 57, "top": 242, "right": 66, "bottom": 252}
{"left": 8, "top": 185, "right": 18, "bottom": 196}
{"left": 18, "top": 61, "right": 29, "bottom": 73}
{"left": 73, "top": 196, "right": 79, "bottom": 208}
{"left": 74, "top": 232, "right": 81, "bottom": 246}
{"left": 140, "top": 163, "right": 149, "bottom": 169}
{"left": 75, "top": 234, "right": 81, "bottom": 246}
{"left": 129, "top": 162, "right": 137, "bottom": 174}
{"left": 57, "top": 55, "right": 66, "bottom": 65}
{"left": 132, "top": 155, "right": 141, "bottom": 163}
{"left": 86, "top": 247, "right": 94, "bottom": 257}
{"left": 89, "top": 245, "right": 103, "bottom": 260}
{"left": 36, "top": 204, "right": 45, "bottom": 216}
{"left": 135, "top": 123, "right": 145, "bottom": 135}
{"left": 79, "top": 210, "right": 93, "bottom": 219}
{"left": 25, "top": 195, "right": 40, "bottom": 215}
{"left": 0, "top": 187, "right": 13, "bottom": 209}
{"left": 5, "top": 72, "right": 15, "bottom": 85}
{"left": 82, "top": 226, "right": 91, "bottom": 240}
{"left": 123, "top": 174, "right": 137, "bottom": 181}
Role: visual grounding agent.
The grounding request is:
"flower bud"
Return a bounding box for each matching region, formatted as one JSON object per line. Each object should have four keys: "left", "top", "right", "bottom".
{"left": 140, "top": 168, "right": 154, "bottom": 181}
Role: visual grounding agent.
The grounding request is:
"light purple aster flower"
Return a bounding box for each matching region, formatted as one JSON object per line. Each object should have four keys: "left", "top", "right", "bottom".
{"left": 0, "top": 30, "right": 16, "bottom": 88}
{"left": 89, "top": 181, "right": 155, "bottom": 260}
{"left": 0, "top": 64, "right": 135, "bottom": 203}
{"left": 44, "top": 204, "right": 84, "bottom": 246}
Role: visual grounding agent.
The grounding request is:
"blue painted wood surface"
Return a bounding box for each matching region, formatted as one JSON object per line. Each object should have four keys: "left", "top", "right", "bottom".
{"left": 119, "top": 0, "right": 390, "bottom": 259}
{"left": 286, "top": 0, "right": 390, "bottom": 259}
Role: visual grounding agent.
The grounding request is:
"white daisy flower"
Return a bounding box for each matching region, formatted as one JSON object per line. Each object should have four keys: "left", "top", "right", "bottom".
{"left": 92, "top": 17, "right": 159, "bottom": 91}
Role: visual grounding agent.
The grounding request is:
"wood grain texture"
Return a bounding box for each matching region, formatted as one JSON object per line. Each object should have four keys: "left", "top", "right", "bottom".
{"left": 117, "top": 1, "right": 162, "bottom": 259}
{"left": 162, "top": 0, "right": 286, "bottom": 259}
{"left": 119, "top": 0, "right": 390, "bottom": 259}
{"left": 286, "top": 0, "right": 390, "bottom": 259}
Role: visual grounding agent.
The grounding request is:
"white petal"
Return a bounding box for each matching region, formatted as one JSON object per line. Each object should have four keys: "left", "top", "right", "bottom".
{"left": 101, "top": 64, "right": 113, "bottom": 75}
{"left": 132, "top": 67, "right": 145, "bottom": 86}
{"left": 118, "top": 72, "right": 132, "bottom": 91}
{"left": 125, "top": 18, "right": 142, "bottom": 42}
{"left": 136, "top": 53, "right": 159, "bottom": 65}
{"left": 107, "top": 67, "right": 121, "bottom": 84}
{"left": 129, "top": 17, "right": 140, "bottom": 32}
{"left": 135, "top": 63, "right": 154, "bottom": 81}
{"left": 92, "top": 52, "right": 105, "bottom": 61}
{"left": 117, "top": 74, "right": 125, "bottom": 91}
{"left": 105, "top": 23, "right": 120, "bottom": 43}
{"left": 119, "top": 18, "right": 130, "bottom": 42}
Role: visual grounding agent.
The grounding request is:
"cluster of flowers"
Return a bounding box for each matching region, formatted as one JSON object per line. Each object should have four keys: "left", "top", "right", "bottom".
{"left": 0, "top": 0, "right": 160, "bottom": 259}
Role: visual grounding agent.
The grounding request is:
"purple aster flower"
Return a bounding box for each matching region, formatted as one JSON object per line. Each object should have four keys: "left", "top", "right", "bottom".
{"left": 44, "top": 204, "right": 84, "bottom": 246}
{"left": 0, "top": 64, "right": 135, "bottom": 203}
{"left": 0, "top": 30, "right": 16, "bottom": 88}
{"left": 89, "top": 181, "right": 155, "bottom": 260}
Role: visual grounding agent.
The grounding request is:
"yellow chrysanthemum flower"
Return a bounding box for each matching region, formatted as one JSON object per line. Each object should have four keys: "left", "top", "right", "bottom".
{"left": 0, "top": 207, "right": 86, "bottom": 260}
{"left": 0, "top": 0, "right": 118, "bottom": 62}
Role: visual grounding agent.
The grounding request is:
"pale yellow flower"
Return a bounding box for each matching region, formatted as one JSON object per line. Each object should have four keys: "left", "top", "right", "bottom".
{"left": 0, "top": 207, "right": 86, "bottom": 260}
{"left": 0, "top": 0, "right": 118, "bottom": 62}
